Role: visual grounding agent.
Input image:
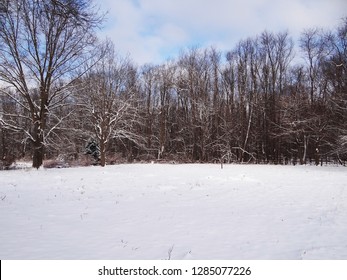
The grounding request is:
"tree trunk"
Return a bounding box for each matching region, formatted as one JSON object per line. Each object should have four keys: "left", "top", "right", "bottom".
{"left": 32, "top": 134, "right": 44, "bottom": 169}
{"left": 100, "top": 140, "right": 106, "bottom": 167}
{"left": 31, "top": 121, "right": 44, "bottom": 169}
{"left": 302, "top": 135, "right": 308, "bottom": 165}
{"left": 32, "top": 143, "right": 44, "bottom": 169}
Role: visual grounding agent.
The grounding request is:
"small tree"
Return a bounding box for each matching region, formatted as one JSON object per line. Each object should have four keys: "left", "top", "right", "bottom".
{"left": 85, "top": 139, "right": 100, "bottom": 163}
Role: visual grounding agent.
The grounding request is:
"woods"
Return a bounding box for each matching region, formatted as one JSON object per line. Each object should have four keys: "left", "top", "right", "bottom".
{"left": 0, "top": 1, "right": 346, "bottom": 168}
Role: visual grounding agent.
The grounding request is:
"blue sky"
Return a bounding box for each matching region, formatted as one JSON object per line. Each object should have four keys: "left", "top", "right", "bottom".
{"left": 98, "top": 0, "right": 347, "bottom": 65}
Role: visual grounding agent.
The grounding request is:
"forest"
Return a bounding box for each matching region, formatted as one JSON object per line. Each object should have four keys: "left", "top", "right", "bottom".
{"left": 0, "top": 0, "right": 346, "bottom": 168}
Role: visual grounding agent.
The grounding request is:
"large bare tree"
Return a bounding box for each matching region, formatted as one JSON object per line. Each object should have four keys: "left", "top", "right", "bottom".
{"left": 0, "top": 0, "right": 102, "bottom": 168}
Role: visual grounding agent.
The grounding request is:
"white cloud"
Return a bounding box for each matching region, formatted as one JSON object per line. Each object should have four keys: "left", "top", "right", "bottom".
{"left": 97, "top": 0, "right": 347, "bottom": 64}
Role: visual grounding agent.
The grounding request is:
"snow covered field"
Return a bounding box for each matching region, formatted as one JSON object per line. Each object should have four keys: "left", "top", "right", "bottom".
{"left": 0, "top": 164, "right": 346, "bottom": 260}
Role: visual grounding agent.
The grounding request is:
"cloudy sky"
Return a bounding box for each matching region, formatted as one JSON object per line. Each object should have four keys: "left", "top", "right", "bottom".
{"left": 98, "top": 0, "right": 347, "bottom": 65}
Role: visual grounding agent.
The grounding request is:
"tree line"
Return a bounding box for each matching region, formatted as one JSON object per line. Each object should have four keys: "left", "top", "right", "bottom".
{"left": 0, "top": 0, "right": 346, "bottom": 168}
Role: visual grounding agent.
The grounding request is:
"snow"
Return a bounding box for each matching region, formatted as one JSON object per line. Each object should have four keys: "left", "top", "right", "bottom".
{"left": 0, "top": 164, "right": 346, "bottom": 260}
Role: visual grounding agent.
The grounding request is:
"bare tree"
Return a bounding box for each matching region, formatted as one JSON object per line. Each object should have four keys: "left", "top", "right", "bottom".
{"left": 0, "top": 0, "right": 102, "bottom": 168}
{"left": 177, "top": 47, "right": 214, "bottom": 161}
{"left": 79, "top": 40, "right": 143, "bottom": 166}
{"left": 255, "top": 31, "right": 294, "bottom": 163}
{"left": 299, "top": 28, "right": 329, "bottom": 103}
{"left": 324, "top": 18, "right": 347, "bottom": 162}
{"left": 140, "top": 64, "right": 157, "bottom": 155}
